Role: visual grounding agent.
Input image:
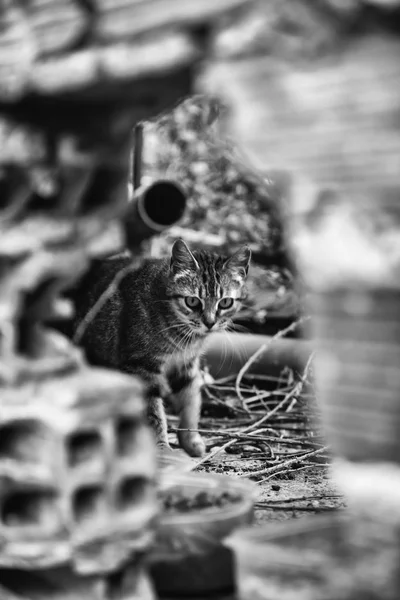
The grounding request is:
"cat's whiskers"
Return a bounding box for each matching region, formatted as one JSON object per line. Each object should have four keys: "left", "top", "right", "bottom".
{"left": 181, "top": 328, "right": 197, "bottom": 367}
{"left": 221, "top": 328, "right": 236, "bottom": 374}
{"left": 218, "top": 328, "right": 229, "bottom": 373}
{"left": 226, "top": 324, "right": 248, "bottom": 367}
{"left": 159, "top": 322, "right": 190, "bottom": 335}
{"left": 162, "top": 323, "right": 193, "bottom": 351}
{"left": 230, "top": 321, "right": 250, "bottom": 334}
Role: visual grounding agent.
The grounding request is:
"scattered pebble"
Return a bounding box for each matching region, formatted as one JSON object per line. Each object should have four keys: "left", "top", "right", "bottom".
{"left": 160, "top": 489, "right": 243, "bottom": 514}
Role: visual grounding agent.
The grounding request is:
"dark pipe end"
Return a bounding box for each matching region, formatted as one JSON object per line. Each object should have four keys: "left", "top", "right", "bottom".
{"left": 139, "top": 180, "right": 186, "bottom": 229}
{"left": 124, "top": 180, "right": 187, "bottom": 250}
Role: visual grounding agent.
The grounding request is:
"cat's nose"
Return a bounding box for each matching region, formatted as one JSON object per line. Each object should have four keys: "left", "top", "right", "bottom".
{"left": 203, "top": 317, "right": 215, "bottom": 330}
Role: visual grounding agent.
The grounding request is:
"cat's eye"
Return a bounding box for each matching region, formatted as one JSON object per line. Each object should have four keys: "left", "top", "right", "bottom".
{"left": 185, "top": 296, "right": 201, "bottom": 309}
{"left": 218, "top": 297, "right": 234, "bottom": 310}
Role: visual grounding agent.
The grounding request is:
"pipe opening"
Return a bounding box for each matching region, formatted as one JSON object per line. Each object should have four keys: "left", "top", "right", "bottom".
{"left": 138, "top": 181, "right": 186, "bottom": 230}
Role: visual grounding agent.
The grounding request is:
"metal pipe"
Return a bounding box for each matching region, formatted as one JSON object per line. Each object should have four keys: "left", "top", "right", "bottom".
{"left": 204, "top": 333, "right": 313, "bottom": 380}
{"left": 132, "top": 123, "right": 143, "bottom": 192}
{"left": 124, "top": 179, "right": 187, "bottom": 250}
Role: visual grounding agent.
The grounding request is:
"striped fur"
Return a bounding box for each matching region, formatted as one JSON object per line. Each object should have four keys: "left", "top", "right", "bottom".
{"left": 73, "top": 239, "right": 251, "bottom": 457}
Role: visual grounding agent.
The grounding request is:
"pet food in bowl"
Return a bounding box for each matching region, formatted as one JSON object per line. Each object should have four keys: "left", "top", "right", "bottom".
{"left": 150, "top": 471, "right": 256, "bottom": 597}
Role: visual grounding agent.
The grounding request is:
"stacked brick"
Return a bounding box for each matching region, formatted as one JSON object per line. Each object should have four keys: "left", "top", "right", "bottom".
{"left": 0, "top": 369, "right": 157, "bottom": 571}
{"left": 0, "top": 0, "right": 251, "bottom": 598}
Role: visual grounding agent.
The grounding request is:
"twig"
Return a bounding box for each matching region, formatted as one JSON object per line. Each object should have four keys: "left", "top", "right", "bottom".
{"left": 246, "top": 388, "right": 292, "bottom": 401}
{"left": 240, "top": 373, "right": 291, "bottom": 384}
{"left": 257, "top": 494, "right": 342, "bottom": 504}
{"left": 192, "top": 437, "right": 237, "bottom": 470}
{"left": 211, "top": 375, "right": 236, "bottom": 385}
{"left": 300, "top": 462, "right": 330, "bottom": 467}
{"left": 212, "top": 372, "right": 296, "bottom": 386}
{"left": 235, "top": 344, "right": 269, "bottom": 403}
{"left": 173, "top": 427, "right": 322, "bottom": 448}
{"left": 193, "top": 352, "right": 314, "bottom": 471}
{"left": 286, "top": 396, "right": 299, "bottom": 412}
{"left": 268, "top": 449, "right": 325, "bottom": 457}
{"left": 203, "top": 387, "right": 247, "bottom": 414}
{"left": 243, "top": 387, "right": 292, "bottom": 407}
{"left": 234, "top": 317, "right": 308, "bottom": 402}
{"left": 254, "top": 504, "right": 341, "bottom": 512}
{"left": 208, "top": 384, "right": 253, "bottom": 393}
{"left": 240, "top": 445, "right": 329, "bottom": 479}
{"left": 258, "top": 464, "right": 317, "bottom": 482}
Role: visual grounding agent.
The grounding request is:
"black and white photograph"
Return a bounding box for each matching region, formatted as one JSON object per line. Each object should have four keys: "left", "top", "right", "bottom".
{"left": 1, "top": 1, "right": 400, "bottom": 599}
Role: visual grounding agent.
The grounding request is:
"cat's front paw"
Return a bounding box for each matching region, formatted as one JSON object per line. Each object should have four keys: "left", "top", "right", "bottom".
{"left": 156, "top": 440, "right": 171, "bottom": 452}
{"left": 178, "top": 431, "right": 206, "bottom": 458}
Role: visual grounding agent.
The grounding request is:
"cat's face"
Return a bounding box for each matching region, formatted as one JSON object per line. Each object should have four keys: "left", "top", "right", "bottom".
{"left": 166, "top": 239, "right": 251, "bottom": 336}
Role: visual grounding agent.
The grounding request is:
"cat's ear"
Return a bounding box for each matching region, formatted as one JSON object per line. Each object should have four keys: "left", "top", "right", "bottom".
{"left": 223, "top": 245, "right": 251, "bottom": 278}
{"left": 170, "top": 239, "right": 199, "bottom": 273}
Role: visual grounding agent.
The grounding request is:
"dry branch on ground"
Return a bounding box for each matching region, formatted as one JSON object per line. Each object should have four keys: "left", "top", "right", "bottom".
{"left": 169, "top": 326, "right": 329, "bottom": 496}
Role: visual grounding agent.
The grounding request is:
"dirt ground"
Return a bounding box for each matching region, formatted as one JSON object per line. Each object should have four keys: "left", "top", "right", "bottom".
{"left": 157, "top": 341, "right": 345, "bottom": 600}
{"left": 164, "top": 381, "right": 345, "bottom": 525}
{"left": 201, "top": 453, "right": 344, "bottom": 524}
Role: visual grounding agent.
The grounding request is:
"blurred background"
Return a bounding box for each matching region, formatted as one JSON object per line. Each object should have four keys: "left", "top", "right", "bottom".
{"left": 2, "top": 0, "right": 400, "bottom": 599}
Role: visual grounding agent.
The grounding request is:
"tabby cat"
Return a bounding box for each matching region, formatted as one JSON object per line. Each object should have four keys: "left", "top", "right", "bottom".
{"left": 73, "top": 239, "right": 251, "bottom": 457}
